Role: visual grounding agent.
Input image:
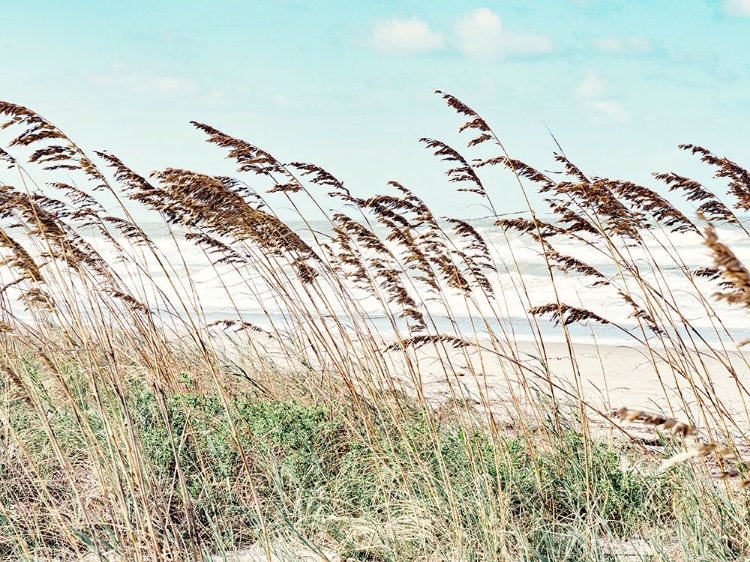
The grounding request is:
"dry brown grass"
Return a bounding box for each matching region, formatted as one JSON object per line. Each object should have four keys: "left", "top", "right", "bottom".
{"left": 1, "top": 92, "right": 750, "bottom": 559}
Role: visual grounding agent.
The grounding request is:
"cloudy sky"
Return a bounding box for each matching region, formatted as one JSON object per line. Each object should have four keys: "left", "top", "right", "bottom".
{"left": 3, "top": 0, "right": 750, "bottom": 218}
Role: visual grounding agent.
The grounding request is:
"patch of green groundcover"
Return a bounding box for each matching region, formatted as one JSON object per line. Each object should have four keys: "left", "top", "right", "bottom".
{"left": 2, "top": 379, "right": 686, "bottom": 560}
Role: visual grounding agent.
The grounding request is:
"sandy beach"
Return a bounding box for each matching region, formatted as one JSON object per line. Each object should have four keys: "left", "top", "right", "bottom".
{"left": 352, "top": 337, "right": 750, "bottom": 438}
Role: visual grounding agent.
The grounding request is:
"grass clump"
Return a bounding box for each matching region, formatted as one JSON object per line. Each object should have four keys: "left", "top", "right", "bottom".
{"left": 1, "top": 361, "right": 680, "bottom": 560}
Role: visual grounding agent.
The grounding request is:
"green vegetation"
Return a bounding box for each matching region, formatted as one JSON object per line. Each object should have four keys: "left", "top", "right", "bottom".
{"left": 1, "top": 360, "right": 684, "bottom": 560}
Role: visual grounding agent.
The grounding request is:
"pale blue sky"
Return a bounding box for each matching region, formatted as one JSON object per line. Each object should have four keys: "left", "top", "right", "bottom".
{"left": 3, "top": 0, "right": 750, "bottom": 218}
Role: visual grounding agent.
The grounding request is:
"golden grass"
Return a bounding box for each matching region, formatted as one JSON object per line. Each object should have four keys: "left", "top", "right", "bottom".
{"left": 1, "top": 91, "right": 750, "bottom": 559}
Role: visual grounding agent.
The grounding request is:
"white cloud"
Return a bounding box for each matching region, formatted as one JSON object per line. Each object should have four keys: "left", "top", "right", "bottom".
{"left": 575, "top": 69, "right": 608, "bottom": 99}
{"left": 575, "top": 70, "right": 630, "bottom": 122}
{"left": 205, "top": 89, "right": 226, "bottom": 105}
{"left": 99, "top": 63, "right": 200, "bottom": 95}
{"left": 595, "top": 36, "right": 651, "bottom": 54}
{"left": 453, "top": 8, "right": 551, "bottom": 59}
{"left": 589, "top": 100, "right": 630, "bottom": 122}
{"left": 372, "top": 18, "right": 443, "bottom": 54}
{"left": 272, "top": 93, "right": 293, "bottom": 108}
{"left": 724, "top": 0, "right": 750, "bottom": 15}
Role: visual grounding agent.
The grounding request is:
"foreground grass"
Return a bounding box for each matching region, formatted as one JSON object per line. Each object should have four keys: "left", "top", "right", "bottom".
{"left": 2, "top": 352, "right": 748, "bottom": 561}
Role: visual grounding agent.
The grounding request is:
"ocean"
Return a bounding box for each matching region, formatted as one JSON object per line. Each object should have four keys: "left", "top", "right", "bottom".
{"left": 14, "top": 216, "right": 737, "bottom": 349}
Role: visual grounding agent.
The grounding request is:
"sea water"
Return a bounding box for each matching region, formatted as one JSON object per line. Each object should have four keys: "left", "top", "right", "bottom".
{"left": 2, "top": 217, "right": 749, "bottom": 347}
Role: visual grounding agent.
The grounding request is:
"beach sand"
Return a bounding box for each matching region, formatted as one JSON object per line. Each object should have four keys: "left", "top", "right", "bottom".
{"left": 229, "top": 330, "right": 750, "bottom": 437}
{"left": 374, "top": 339, "right": 750, "bottom": 437}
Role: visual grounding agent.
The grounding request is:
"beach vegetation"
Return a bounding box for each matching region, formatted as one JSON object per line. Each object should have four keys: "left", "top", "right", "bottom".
{"left": 0, "top": 94, "right": 750, "bottom": 560}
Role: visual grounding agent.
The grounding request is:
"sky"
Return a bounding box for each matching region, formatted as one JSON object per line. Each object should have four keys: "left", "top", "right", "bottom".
{"left": 2, "top": 0, "right": 750, "bottom": 220}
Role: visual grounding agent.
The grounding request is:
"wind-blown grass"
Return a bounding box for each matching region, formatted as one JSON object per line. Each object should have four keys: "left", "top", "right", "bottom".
{"left": 1, "top": 92, "right": 750, "bottom": 560}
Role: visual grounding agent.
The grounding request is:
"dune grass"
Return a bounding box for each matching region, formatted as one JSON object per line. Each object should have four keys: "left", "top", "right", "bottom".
{"left": 1, "top": 93, "right": 750, "bottom": 560}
